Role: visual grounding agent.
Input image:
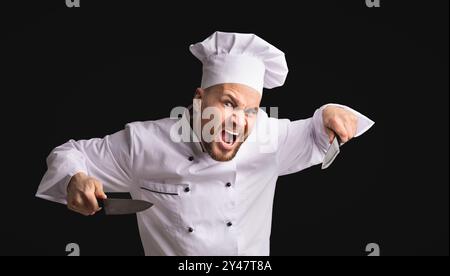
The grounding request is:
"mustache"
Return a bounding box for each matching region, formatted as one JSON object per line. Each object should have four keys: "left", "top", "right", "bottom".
{"left": 220, "top": 124, "right": 246, "bottom": 136}
{"left": 199, "top": 123, "right": 248, "bottom": 143}
{"left": 191, "top": 106, "right": 250, "bottom": 143}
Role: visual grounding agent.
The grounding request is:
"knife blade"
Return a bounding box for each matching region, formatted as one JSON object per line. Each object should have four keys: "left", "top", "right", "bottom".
{"left": 321, "top": 136, "right": 341, "bottom": 170}
{"left": 98, "top": 198, "right": 153, "bottom": 215}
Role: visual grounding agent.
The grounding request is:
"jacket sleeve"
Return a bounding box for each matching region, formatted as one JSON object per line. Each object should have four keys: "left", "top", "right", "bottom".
{"left": 36, "top": 124, "right": 135, "bottom": 205}
{"left": 276, "top": 104, "right": 375, "bottom": 176}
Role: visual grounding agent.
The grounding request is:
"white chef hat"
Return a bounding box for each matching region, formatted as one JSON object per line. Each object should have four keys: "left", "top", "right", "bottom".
{"left": 189, "top": 31, "right": 288, "bottom": 94}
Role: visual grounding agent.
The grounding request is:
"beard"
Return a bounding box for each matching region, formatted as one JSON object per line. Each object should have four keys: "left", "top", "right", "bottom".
{"left": 191, "top": 102, "right": 249, "bottom": 162}
{"left": 203, "top": 139, "right": 245, "bottom": 162}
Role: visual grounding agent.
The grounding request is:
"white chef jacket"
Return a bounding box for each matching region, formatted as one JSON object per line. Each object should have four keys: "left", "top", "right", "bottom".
{"left": 36, "top": 104, "right": 374, "bottom": 256}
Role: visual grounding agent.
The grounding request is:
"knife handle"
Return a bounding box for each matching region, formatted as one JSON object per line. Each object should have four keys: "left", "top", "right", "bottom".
{"left": 97, "top": 199, "right": 104, "bottom": 209}
{"left": 330, "top": 131, "right": 343, "bottom": 146}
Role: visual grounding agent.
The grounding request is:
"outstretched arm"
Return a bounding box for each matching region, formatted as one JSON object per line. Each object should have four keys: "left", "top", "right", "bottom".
{"left": 36, "top": 124, "right": 135, "bottom": 215}
{"left": 276, "top": 104, "right": 374, "bottom": 176}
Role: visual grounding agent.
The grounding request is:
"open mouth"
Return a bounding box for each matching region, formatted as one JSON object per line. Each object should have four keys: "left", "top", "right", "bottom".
{"left": 219, "top": 129, "right": 239, "bottom": 150}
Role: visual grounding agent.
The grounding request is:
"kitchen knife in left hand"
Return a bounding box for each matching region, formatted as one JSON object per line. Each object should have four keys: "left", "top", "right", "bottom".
{"left": 98, "top": 198, "right": 153, "bottom": 215}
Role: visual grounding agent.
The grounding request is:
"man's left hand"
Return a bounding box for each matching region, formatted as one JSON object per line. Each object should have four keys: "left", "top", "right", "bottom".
{"left": 322, "top": 106, "right": 358, "bottom": 144}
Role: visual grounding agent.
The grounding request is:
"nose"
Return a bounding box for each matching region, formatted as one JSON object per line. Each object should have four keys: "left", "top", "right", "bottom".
{"left": 230, "top": 109, "right": 246, "bottom": 131}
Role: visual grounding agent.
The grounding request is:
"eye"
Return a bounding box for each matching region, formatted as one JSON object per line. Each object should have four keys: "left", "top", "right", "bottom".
{"left": 224, "top": 101, "right": 233, "bottom": 108}
{"left": 245, "top": 109, "right": 258, "bottom": 117}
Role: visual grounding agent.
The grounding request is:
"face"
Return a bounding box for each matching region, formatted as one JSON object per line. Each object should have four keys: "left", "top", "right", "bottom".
{"left": 194, "top": 83, "right": 262, "bottom": 162}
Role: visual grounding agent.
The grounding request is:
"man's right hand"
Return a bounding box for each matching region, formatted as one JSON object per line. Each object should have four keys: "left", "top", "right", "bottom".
{"left": 67, "top": 172, "right": 107, "bottom": 216}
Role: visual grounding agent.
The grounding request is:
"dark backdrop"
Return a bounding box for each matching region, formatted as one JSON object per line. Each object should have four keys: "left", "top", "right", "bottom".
{"left": 0, "top": 0, "right": 448, "bottom": 256}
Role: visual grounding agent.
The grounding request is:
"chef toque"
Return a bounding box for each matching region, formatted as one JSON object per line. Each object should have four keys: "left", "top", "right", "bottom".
{"left": 189, "top": 31, "right": 289, "bottom": 94}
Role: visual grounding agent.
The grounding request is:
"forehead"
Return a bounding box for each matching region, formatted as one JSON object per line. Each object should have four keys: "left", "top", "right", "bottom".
{"left": 212, "top": 83, "right": 261, "bottom": 103}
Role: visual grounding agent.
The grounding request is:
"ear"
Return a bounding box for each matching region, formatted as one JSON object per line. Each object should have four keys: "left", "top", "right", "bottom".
{"left": 194, "top": 88, "right": 204, "bottom": 99}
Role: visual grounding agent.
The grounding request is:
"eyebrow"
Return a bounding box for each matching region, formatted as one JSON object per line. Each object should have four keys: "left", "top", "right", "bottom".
{"left": 244, "top": 107, "right": 259, "bottom": 114}
{"left": 223, "top": 90, "right": 259, "bottom": 112}
{"left": 223, "top": 91, "right": 242, "bottom": 107}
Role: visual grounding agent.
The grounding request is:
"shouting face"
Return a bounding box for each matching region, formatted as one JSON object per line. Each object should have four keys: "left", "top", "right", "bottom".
{"left": 194, "top": 83, "right": 262, "bottom": 162}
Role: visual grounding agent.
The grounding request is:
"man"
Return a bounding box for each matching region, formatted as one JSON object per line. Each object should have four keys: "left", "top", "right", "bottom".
{"left": 36, "top": 31, "right": 374, "bottom": 255}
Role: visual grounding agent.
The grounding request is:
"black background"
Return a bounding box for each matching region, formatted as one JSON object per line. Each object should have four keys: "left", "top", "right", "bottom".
{"left": 0, "top": 0, "right": 448, "bottom": 256}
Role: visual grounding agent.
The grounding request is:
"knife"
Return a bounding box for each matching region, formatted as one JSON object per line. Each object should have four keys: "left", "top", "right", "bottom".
{"left": 321, "top": 136, "right": 341, "bottom": 170}
{"left": 98, "top": 198, "right": 153, "bottom": 215}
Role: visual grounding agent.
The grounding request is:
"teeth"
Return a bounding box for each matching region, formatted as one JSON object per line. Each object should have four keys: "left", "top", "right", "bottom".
{"left": 225, "top": 130, "right": 239, "bottom": 136}
{"left": 223, "top": 130, "right": 234, "bottom": 144}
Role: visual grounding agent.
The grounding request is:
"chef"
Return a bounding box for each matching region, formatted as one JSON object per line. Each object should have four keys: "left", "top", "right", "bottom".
{"left": 36, "top": 31, "right": 374, "bottom": 256}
